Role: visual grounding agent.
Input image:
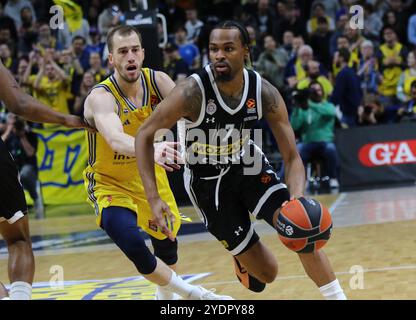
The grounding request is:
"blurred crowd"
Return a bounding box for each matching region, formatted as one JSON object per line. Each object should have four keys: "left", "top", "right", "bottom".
{"left": 1, "top": 0, "right": 416, "bottom": 201}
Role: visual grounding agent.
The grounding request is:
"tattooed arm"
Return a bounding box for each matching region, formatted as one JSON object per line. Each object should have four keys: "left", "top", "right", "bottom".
{"left": 262, "top": 78, "right": 305, "bottom": 198}
{"left": 135, "top": 76, "right": 202, "bottom": 240}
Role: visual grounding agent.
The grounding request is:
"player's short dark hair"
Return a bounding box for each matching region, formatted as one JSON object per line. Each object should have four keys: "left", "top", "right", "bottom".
{"left": 107, "top": 25, "right": 142, "bottom": 53}
{"left": 411, "top": 79, "right": 416, "bottom": 89}
{"left": 338, "top": 47, "right": 350, "bottom": 62}
{"left": 211, "top": 20, "right": 250, "bottom": 48}
{"left": 211, "top": 20, "right": 252, "bottom": 66}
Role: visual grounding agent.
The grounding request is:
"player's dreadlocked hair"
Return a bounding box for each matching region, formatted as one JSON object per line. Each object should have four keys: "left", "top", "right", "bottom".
{"left": 211, "top": 20, "right": 253, "bottom": 68}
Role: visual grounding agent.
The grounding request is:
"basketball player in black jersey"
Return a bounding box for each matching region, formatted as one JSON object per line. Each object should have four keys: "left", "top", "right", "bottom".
{"left": 136, "top": 21, "right": 346, "bottom": 299}
{"left": 0, "top": 60, "right": 89, "bottom": 299}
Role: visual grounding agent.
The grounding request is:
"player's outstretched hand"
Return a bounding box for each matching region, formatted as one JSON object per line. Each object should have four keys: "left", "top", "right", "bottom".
{"left": 149, "top": 197, "right": 176, "bottom": 241}
{"left": 154, "top": 141, "right": 184, "bottom": 172}
{"left": 62, "top": 115, "right": 96, "bottom": 132}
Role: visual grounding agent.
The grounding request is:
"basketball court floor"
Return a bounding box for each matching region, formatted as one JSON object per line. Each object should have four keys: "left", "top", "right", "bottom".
{"left": 1, "top": 185, "right": 415, "bottom": 300}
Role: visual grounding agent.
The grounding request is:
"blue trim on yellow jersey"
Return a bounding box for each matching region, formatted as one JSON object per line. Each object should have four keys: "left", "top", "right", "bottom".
{"left": 140, "top": 73, "right": 149, "bottom": 106}
{"left": 150, "top": 69, "right": 163, "bottom": 101}
{"left": 109, "top": 75, "right": 137, "bottom": 111}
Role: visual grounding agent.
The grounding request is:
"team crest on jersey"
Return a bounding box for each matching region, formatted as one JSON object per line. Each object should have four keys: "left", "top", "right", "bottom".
{"left": 246, "top": 98, "right": 257, "bottom": 114}
{"left": 206, "top": 99, "right": 217, "bottom": 115}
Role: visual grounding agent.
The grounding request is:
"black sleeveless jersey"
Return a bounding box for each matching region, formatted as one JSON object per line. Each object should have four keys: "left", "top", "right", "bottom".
{"left": 184, "top": 64, "right": 263, "bottom": 176}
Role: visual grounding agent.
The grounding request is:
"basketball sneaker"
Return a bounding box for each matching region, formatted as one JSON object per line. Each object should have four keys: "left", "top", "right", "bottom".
{"left": 155, "top": 286, "right": 181, "bottom": 300}
{"left": 233, "top": 257, "right": 266, "bottom": 292}
{"left": 186, "top": 286, "right": 234, "bottom": 300}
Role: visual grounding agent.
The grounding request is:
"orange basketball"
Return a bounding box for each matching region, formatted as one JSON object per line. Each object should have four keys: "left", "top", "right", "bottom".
{"left": 275, "top": 197, "right": 332, "bottom": 253}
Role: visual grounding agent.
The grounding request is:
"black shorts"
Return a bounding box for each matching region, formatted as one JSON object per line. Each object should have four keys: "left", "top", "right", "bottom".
{"left": 0, "top": 140, "right": 27, "bottom": 224}
{"left": 184, "top": 157, "right": 290, "bottom": 255}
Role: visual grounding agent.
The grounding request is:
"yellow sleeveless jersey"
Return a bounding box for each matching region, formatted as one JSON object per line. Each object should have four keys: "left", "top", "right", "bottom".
{"left": 83, "top": 68, "right": 181, "bottom": 240}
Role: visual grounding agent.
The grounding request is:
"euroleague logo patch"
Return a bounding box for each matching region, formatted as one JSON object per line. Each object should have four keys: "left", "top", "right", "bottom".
{"left": 246, "top": 98, "right": 256, "bottom": 109}
{"left": 246, "top": 99, "right": 257, "bottom": 114}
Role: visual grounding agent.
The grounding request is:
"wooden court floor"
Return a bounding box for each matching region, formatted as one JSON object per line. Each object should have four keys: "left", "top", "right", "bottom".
{"left": 1, "top": 187, "right": 416, "bottom": 300}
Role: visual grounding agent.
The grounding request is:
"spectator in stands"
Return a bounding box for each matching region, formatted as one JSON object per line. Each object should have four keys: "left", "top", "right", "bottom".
{"left": 307, "top": 2, "right": 335, "bottom": 36}
{"left": 290, "top": 81, "right": 339, "bottom": 189}
{"left": 85, "top": 27, "right": 105, "bottom": 60}
{"left": 15, "top": 56, "right": 32, "bottom": 95}
{"left": 273, "top": 2, "right": 306, "bottom": 43}
{"left": 309, "top": 16, "right": 333, "bottom": 71}
{"left": 88, "top": 52, "right": 108, "bottom": 84}
{"left": 386, "top": 0, "right": 410, "bottom": 45}
{"left": 396, "top": 79, "right": 416, "bottom": 122}
{"left": 245, "top": 25, "right": 262, "bottom": 63}
{"left": 285, "top": 44, "right": 314, "bottom": 89}
{"left": 0, "top": 43, "right": 16, "bottom": 73}
{"left": 98, "top": 2, "right": 123, "bottom": 43}
{"left": 297, "top": 60, "right": 333, "bottom": 100}
{"left": 332, "top": 35, "right": 360, "bottom": 78}
{"left": 357, "top": 97, "right": 386, "bottom": 126}
{"left": 0, "top": 3, "right": 18, "bottom": 42}
{"left": 363, "top": 3, "right": 383, "bottom": 45}
{"left": 377, "top": 26, "right": 407, "bottom": 107}
{"left": 58, "top": 48, "right": 84, "bottom": 92}
{"left": 357, "top": 40, "right": 380, "bottom": 99}
{"left": 408, "top": 13, "right": 416, "bottom": 48}
{"left": 311, "top": 0, "right": 340, "bottom": 22}
{"left": 255, "top": 34, "right": 288, "bottom": 90}
{"left": 18, "top": 6, "right": 35, "bottom": 37}
{"left": 27, "top": 53, "right": 72, "bottom": 117}
{"left": 35, "top": 21, "right": 61, "bottom": 53}
{"left": 397, "top": 50, "right": 416, "bottom": 103}
{"left": 329, "top": 13, "right": 349, "bottom": 56}
{"left": 184, "top": 8, "right": 204, "bottom": 44}
{"left": 1, "top": 113, "right": 43, "bottom": 218}
{"left": 159, "top": 0, "right": 186, "bottom": 35}
{"left": 163, "top": 42, "right": 189, "bottom": 83}
{"left": 255, "top": 0, "right": 275, "bottom": 37}
{"left": 330, "top": 48, "right": 363, "bottom": 127}
{"left": 0, "top": 26, "right": 16, "bottom": 55}
{"left": 344, "top": 24, "right": 365, "bottom": 61}
{"left": 73, "top": 71, "right": 96, "bottom": 116}
{"left": 173, "top": 26, "right": 200, "bottom": 71}
{"left": 281, "top": 30, "right": 294, "bottom": 57}
{"left": 4, "top": 0, "right": 36, "bottom": 29}
{"left": 70, "top": 35, "right": 90, "bottom": 71}
{"left": 57, "top": 15, "right": 91, "bottom": 49}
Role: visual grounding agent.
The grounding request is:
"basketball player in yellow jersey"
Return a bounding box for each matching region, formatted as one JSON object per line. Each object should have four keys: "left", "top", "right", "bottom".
{"left": 82, "top": 25, "right": 232, "bottom": 300}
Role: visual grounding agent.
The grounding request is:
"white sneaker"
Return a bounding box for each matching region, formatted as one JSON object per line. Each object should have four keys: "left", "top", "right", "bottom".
{"left": 155, "top": 287, "right": 181, "bottom": 300}
{"left": 187, "top": 286, "right": 234, "bottom": 300}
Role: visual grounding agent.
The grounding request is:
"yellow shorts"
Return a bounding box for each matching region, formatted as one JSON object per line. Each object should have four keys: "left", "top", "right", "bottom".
{"left": 90, "top": 189, "right": 181, "bottom": 240}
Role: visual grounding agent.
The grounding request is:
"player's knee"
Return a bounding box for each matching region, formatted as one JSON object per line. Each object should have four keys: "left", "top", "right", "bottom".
{"left": 152, "top": 237, "right": 178, "bottom": 266}
{"left": 257, "top": 263, "right": 278, "bottom": 283}
{"left": 117, "top": 229, "right": 157, "bottom": 275}
{"left": 6, "top": 238, "right": 32, "bottom": 253}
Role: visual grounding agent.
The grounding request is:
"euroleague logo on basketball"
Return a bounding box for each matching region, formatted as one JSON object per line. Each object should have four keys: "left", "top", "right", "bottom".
{"left": 358, "top": 140, "right": 416, "bottom": 167}
{"left": 285, "top": 225, "right": 294, "bottom": 236}
{"left": 276, "top": 219, "right": 294, "bottom": 236}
